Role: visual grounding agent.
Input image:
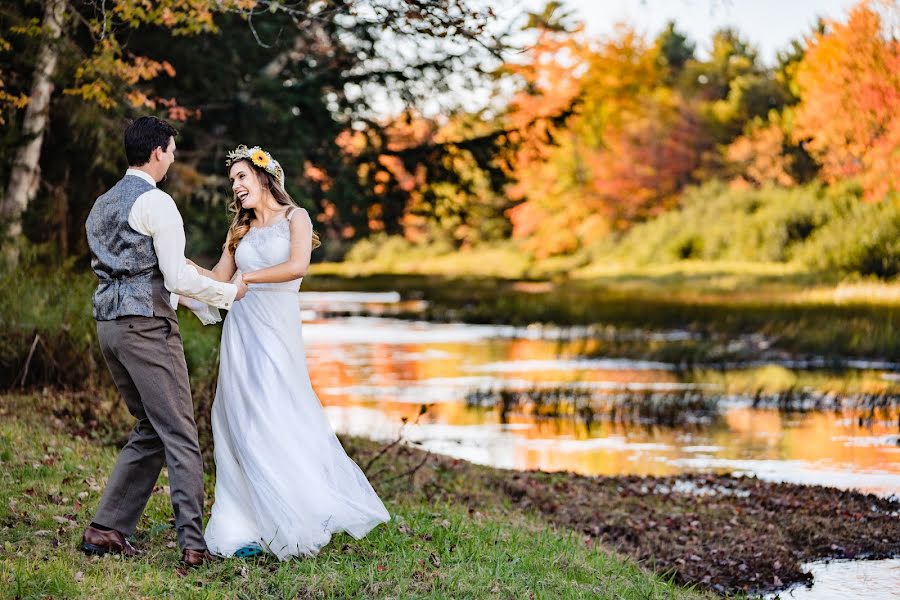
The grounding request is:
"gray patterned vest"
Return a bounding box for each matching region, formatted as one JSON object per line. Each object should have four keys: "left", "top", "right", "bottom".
{"left": 85, "top": 174, "right": 178, "bottom": 321}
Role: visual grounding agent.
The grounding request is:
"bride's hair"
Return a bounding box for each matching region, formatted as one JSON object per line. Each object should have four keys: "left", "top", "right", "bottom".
{"left": 226, "top": 159, "right": 321, "bottom": 255}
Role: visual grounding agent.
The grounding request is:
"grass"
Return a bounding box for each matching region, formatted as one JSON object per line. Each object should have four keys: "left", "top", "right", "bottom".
{"left": 0, "top": 394, "right": 705, "bottom": 600}
{"left": 303, "top": 271, "right": 900, "bottom": 360}
{"left": 331, "top": 181, "right": 900, "bottom": 282}
{"left": 314, "top": 254, "right": 900, "bottom": 306}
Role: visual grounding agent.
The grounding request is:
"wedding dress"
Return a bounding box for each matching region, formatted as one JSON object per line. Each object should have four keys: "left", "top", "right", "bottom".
{"left": 204, "top": 211, "right": 389, "bottom": 559}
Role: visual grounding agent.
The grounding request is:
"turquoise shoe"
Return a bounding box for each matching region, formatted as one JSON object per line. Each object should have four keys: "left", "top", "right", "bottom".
{"left": 234, "top": 542, "right": 264, "bottom": 558}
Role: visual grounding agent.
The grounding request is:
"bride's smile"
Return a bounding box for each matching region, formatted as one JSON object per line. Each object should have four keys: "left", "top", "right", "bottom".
{"left": 229, "top": 162, "right": 263, "bottom": 210}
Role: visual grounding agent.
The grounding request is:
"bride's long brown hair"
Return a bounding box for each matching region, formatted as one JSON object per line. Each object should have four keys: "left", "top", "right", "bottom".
{"left": 226, "top": 159, "right": 321, "bottom": 255}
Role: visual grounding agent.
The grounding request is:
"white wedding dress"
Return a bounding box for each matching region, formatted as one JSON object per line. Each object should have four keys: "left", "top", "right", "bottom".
{"left": 204, "top": 211, "right": 389, "bottom": 559}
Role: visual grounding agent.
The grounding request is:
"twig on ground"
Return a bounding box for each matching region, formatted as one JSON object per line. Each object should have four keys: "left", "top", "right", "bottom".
{"left": 16, "top": 333, "right": 41, "bottom": 389}
{"left": 363, "top": 404, "right": 430, "bottom": 475}
{"left": 384, "top": 450, "right": 432, "bottom": 484}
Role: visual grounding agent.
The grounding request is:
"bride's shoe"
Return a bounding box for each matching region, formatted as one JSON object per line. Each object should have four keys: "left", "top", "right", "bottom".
{"left": 234, "top": 542, "right": 265, "bottom": 558}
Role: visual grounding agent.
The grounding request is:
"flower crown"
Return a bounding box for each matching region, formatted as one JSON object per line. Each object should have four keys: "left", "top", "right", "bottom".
{"left": 226, "top": 144, "right": 285, "bottom": 189}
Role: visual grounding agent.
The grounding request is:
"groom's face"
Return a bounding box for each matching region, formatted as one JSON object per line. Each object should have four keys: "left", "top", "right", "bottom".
{"left": 158, "top": 137, "right": 176, "bottom": 177}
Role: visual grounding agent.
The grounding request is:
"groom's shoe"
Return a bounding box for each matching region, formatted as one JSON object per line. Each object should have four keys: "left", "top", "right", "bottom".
{"left": 81, "top": 525, "right": 142, "bottom": 557}
{"left": 181, "top": 548, "right": 222, "bottom": 568}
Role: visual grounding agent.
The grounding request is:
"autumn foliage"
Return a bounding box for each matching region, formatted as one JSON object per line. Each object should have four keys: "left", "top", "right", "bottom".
{"left": 494, "top": 0, "right": 898, "bottom": 257}
{"left": 792, "top": 1, "right": 899, "bottom": 201}
{"left": 506, "top": 23, "right": 705, "bottom": 256}
{"left": 0, "top": 0, "right": 897, "bottom": 264}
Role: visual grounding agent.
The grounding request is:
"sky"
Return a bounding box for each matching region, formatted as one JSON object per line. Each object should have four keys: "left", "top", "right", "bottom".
{"left": 522, "top": 0, "right": 859, "bottom": 65}
{"left": 370, "top": 0, "right": 863, "bottom": 118}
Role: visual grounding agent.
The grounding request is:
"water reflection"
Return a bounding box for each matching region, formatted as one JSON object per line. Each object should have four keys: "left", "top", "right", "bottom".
{"left": 299, "top": 304, "right": 900, "bottom": 498}
{"left": 767, "top": 558, "right": 900, "bottom": 600}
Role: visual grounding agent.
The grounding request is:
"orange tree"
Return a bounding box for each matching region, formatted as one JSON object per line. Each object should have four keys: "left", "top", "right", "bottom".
{"left": 793, "top": 0, "right": 899, "bottom": 201}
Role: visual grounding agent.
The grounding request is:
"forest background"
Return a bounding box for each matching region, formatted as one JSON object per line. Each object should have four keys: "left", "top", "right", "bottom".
{"left": 1, "top": 0, "right": 897, "bottom": 282}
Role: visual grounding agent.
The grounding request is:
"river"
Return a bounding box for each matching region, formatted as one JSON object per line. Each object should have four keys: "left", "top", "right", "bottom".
{"left": 297, "top": 290, "right": 900, "bottom": 598}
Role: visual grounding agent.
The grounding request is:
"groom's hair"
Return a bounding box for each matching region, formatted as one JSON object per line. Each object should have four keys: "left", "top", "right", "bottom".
{"left": 124, "top": 116, "right": 179, "bottom": 166}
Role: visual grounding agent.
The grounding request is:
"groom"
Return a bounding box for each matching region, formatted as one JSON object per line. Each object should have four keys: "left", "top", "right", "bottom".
{"left": 82, "top": 116, "right": 247, "bottom": 566}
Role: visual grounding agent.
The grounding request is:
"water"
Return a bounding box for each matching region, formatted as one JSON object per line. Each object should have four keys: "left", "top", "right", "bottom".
{"left": 767, "top": 559, "right": 900, "bottom": 599}
{"left": 300, "top": 315, "right": 899, "bottom": 497}
{"left": 299, "top": 291, "right": 900, "bottom": 597}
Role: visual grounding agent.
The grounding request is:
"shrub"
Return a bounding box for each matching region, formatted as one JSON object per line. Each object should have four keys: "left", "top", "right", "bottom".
{"left": 796, "top": 195, "right": 900, "bottom": 278}
{"left": 602, "top": 180, "right": 897, "bottom": 276}
{"left": 0, "top": 255, "right": 222, "bottom": 390}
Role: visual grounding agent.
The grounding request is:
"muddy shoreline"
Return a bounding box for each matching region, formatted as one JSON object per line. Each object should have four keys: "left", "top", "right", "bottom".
{"left": 343, "top": 437, "right": 900, "bottom": 596}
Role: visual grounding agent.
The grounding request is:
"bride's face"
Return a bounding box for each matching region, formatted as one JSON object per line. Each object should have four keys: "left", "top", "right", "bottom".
{"left": 229, "top": 161, "right": 264, "bottom": 210}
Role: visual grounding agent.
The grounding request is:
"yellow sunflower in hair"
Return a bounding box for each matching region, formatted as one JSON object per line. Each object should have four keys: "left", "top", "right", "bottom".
{"left": 251, "top": 148, "right": 269, "bottom": 168}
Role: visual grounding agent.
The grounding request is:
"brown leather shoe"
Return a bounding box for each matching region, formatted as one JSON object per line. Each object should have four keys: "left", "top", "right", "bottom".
{"left": 81, "top": 525, "right": 142, "bottom": 557}
{"left": 181, "top": 548, "right": 222, "bottom": 568}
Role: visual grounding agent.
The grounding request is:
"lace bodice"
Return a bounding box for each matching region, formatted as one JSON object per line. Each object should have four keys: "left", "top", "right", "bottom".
{"left": 234, "top": 217, "right": 302, "bottom": 291}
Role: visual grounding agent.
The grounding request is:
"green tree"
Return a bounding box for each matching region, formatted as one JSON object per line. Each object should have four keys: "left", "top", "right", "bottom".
{"left": 0, "top": 0, "right": 512, "bottom": 262}
{"left": 655, "top": 21, "right": 695, "bottom": 83}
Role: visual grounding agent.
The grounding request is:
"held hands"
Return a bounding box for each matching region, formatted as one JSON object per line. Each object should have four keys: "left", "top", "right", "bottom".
{"left": 233, "top": 270, "right": 249, "bottom": 301}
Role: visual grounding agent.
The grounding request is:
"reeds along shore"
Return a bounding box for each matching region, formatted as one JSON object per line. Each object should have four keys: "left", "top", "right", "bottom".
{"left": 464, "top": 386, "right": 900, "bottom": 429}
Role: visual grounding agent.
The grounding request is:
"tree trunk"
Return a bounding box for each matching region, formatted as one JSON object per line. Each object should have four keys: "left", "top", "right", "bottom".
{"left": 1, "top": 0, "right": 66, "bottom": 264}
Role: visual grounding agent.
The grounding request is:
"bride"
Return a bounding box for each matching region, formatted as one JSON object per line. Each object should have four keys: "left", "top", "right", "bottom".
{"left": 186, "top": 144, "right": 389, "bottom": 559}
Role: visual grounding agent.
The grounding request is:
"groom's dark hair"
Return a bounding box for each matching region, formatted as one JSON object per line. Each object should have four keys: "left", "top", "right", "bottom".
{"left": 124, "top": 116, "right": 178, "bottom": 166}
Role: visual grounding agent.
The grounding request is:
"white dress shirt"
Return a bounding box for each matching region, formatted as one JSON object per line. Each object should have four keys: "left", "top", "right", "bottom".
{"left": 125, "top": 168, "right": 236, "bottom": 317}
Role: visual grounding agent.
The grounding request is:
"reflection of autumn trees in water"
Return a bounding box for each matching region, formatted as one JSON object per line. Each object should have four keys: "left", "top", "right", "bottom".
{"left": 303, "top": 318, "right": 899, "bottom": 488}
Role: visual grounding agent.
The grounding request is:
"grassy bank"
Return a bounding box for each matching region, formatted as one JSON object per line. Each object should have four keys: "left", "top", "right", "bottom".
{"left": 314, "top": 182, "right": 900, "bottom": 360}
{"left": 335, "top": 182, "right": 900, "bottom": 282}
{"left": 0, "top": 393, "right": 703, "bottom": 600}
{"left": 3, "top": 393, "right": 899, "bottom": 598}
{"left": 2, "top": 260, "right": 898, "bottom": 413}
{"left": 304, "top": 271, "right": 900, "bottom": 361}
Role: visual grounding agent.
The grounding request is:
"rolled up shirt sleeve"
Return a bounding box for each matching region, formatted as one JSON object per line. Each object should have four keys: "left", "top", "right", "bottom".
{"left": 130, "top": 189, "right": 237, "bottom": 310}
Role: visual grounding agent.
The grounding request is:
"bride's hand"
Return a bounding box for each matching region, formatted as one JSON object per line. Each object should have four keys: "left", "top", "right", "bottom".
{"left": 233, "top": 272, "right": 249, "bottom": 300}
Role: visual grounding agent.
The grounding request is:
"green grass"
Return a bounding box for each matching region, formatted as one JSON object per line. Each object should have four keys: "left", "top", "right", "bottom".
{"left": 304, "top": 272, "right": 900, "bottom": 360}
{"left": 0, "top": 395, "right": 705, "bottom": 600}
